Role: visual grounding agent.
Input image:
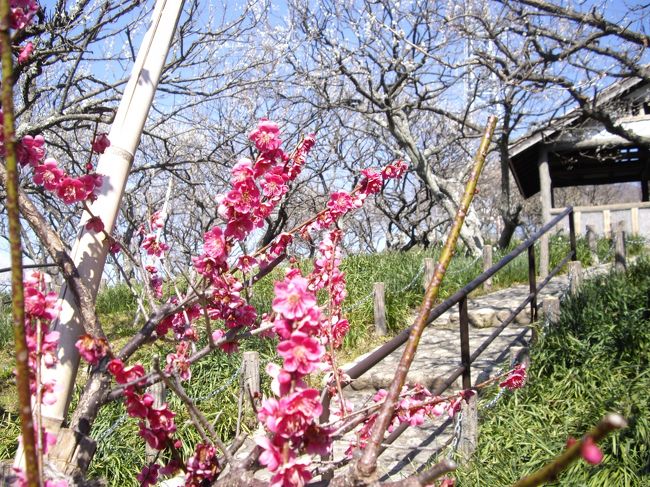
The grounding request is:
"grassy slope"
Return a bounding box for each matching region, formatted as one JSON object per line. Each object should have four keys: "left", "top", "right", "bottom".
{"left": 456, "top": 258, "right": 650, "bottom": 486}
{"left": 0, "top": 234, "right": 644, "bottom": 483}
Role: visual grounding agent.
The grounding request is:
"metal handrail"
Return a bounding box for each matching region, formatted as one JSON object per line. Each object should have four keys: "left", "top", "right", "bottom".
{"left": 341, "top": 206, "right": 575, "bottom": 382}
{"left": 320, "top": 206, "right": 578, "bottom": 462}
{"left": 320, "top": 206, "right": 577, "bottom": 472}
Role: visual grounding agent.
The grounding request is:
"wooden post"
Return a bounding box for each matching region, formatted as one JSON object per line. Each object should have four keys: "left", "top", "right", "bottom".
{"left": 574, "top": 211, "right": 581, "bottom": 238}
{"left": 145, "top": 380, "right": 166, "bottom": 463}
{"left": 527, "top": 246, "right": 537, "bottom": 322}
{"left": 482, "top": 245, "right": 493, "bottom": 292}
{"left": 568, "top": 261, "right": 583, "bottom": 296}
{"left": 374, "top": 282, "right": 387, "bottom": 335}
{"left": 542, "top": 297, "right": 561, "bottom": 325}
{"left": 631, "top": 207, "right": 639, "bottom": 236}
{"left": 423, "top": 258, "right": 435, "bottom": 290}
{"left": 586, "top": 225, "right": 599, "bottom": 264}
{"left": 242, "top": 351, "right": 260, "bottom": 409}
{"left": 458, "top": 394, "right": 478, "bottom": 465}
{"left": 614, "top": 223, "right": 627, "bottom": 273}
{"left": 538, "top": 148, "right": 552, "bottom": 279}
{"left": 603, "top": 209, "right": 611, "bottom": 238}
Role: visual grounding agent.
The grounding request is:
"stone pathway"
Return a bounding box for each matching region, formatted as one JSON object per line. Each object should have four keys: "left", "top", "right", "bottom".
{"left": 331, "top": 261, "right": 612, "bottom": 481}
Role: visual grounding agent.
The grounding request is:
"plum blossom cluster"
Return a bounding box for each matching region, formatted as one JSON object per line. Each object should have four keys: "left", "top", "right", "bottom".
{"left": 23, "top": 272, "right": 60, "bottom": 408}
{"left": 6, "top": 0, "right": 107, "bottom": 208}
{"left": 215, "top": 121, "right": 316, "bottom": 243}
{"left": 0, "top": 114, "right": 106, "bottom": 205}
{"left": 347, "top": 363, "right": 527, "bottom": 458}
{"left": 346, "top": 384, "right": 452, "bottom": 458}
{"left": 83, "top": 121, "right": 406, "bottom": 484}
{"left": 7, "top": 1, "right": 39, "bottom": 66}
{"left": 12, "top": 272, "right": 66, "bottom": 486}
{"left": 23, "top": 130, "right": 106, "bottom": 205}
{"left": 255, "top": 269, "right": 332, "bottom": 486}
{"left": 136, "top": 211, "right": 169, "bottom": 298}
{"left": 105, "top": 359, "right": 181, "bottom": 478}
{"left": 309, "top": 230, "right": 349, "bottom": 350}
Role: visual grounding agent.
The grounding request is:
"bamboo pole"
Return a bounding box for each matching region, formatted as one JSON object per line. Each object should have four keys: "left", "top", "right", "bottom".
{"left": 37, "top": 0, "right": 185, "bottom": 438}
{"left": 0, "top": 0, "right": 39, "bottom": 483}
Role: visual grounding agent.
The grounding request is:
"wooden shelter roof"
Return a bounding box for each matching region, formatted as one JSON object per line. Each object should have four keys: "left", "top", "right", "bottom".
{"left": 509, "top": 76, "right": 650, "bottom": 199}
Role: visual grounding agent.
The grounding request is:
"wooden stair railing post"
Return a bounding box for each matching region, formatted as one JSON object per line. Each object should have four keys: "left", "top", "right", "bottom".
{"left": 374, "top": 282, "right": 387, "bottom": 336}
{"left": 482, "top": 245, "right": 493, "bottom": 292}
{"left": 459, "top": 296, "right": 471, "bottom": 390}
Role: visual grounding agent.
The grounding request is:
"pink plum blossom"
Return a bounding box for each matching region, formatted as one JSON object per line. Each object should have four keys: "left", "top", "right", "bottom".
{"left": 75, "top": 334, "right": 110, "bottom": 366}
{"left": 141, "top": 234, "right": 169, "bottom": 257}
{"left": 136, "top": 464, "right": 159, "bottom": 487}
{"left": 56, "top": 177, "right": 89, "bottom": 204}
{"left": 272, "top": 274, "right": 317, "bottom": 320}
{"left": 581, "top": 437, "right": 604, "bottom": 465}
{"left": 85, "top": 216, "right": 104, "bottom": 233}
{"left": 499, "top": 364, "right": 527, "bottom": 390}
{"left": 91, "top": 133, "right": 110, "bottom": 154}
{"left": 32, "top": 158, "right": 63, "bottom": 190}
{"left": 277, "top": 332, "right": 324, "bottom": 375}
{"left": 16, "top": 134, "right": 45, "bottom": 167}
{"left": 249, "top": 119, "right": 282, "bottom": 153}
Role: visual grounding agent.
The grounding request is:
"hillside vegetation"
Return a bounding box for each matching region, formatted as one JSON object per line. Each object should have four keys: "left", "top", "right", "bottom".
{"left": 0, "top": 234, "right": 645, "bottom": 484}
{"left": 456, "top": 257, "right": 650, "bottom": 486}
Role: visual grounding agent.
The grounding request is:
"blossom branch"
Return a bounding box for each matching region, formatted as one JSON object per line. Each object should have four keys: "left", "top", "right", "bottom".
{"left": 0, "top": 0, "right": 39, "bottom": 481}
{"left": 153, "top": 359, "right": 236, "bottom": 467}
{"left": 512, "top": 413, "right": 627, "bottom": 487}
{"left": 355, "top": 116, "right": 497, "bottom": 479}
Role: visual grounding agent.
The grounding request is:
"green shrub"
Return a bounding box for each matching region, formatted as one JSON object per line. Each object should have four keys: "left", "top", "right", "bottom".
{"left": 456, "top": 258, "right": 650, "bottom": 486}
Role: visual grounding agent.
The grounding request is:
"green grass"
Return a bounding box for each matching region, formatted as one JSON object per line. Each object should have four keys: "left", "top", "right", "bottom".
{"left": 0, "top": 234, "right": 645, "bottom": 484}
{"left": 455, "top": 258, "right": 650, "bottom": 486}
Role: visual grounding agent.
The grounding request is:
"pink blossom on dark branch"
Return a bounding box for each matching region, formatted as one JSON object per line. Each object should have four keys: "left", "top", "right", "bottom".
{"left": 56, "top": 177, "right": 89, "bottom": 204}
{"left": 277, "top": 332, "right": 324, "bottom": 375}
{"left": 75, "top": 334, "right": 110, "bottom": 366}
{"left": 141, "top": 234, "right": 169, "bottom": 257}
{"left": 499, "top": 364, "right": 527, "bottom": 390}
{"left": 211, "top": 329, "right": 239, "bottom": 354}
{"left": 581, "top": 437, "right": 604, "bottom": 465}
{"left": 186, "top": 442, "right": 220, "bottom": 486}
{"left": 85, "top": 216, "right": 104, "bottom": 233}
{"left": 109, "top": 241, "right": 121, "bottom": 254}
{"left": 272, "top": 274, "right": 316, "bottom": 320}
{"left": 136, "top": 464, "right": 159, "bottom": 487}
{"left": 203, "top": 226, "right": 228, "bottom": 263}
{"left": 249, "top": 119, "right": 282, "bottom": 153}
{"left": 33, "top": 158, "right": 64, "bottom": 191}
{"left": 17, "top": 135, "right": 45, "bottom": 167}
{"left": 91, "top": 133, "right": 110, "bottom": 154}
{"left": 18, "top": 42, "right": 34, "bottom": 64}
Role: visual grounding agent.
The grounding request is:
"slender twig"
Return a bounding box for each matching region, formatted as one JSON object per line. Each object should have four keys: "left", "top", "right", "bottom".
{"left": 355, "top": 116, "right": 498, "bottom": 478}
{"left": 154, "top": 360, "right": 236, "bottom": 467}
{"left": 0, "top": 1, "right": 39, "bottom": 484}
{"left": 513, "top": 413, "right": 627, "bottom": 487}
{"left": 383, "top": 459, "right": 456, "bottom": 486}
{"left": 0, "top": 262, "right": 59, "bottom": 273}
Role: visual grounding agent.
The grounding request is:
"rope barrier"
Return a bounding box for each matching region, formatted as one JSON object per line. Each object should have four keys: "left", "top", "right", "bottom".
{"left": 95, "top": 363, "right": 243, "bottom": 443}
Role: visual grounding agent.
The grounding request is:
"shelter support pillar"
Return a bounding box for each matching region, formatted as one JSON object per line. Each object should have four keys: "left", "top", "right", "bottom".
{"left": 642, "top": 149, "right": 649, "bottom": 202}
{"left": 538, "top": 148, "right": 552, "bottom": 279}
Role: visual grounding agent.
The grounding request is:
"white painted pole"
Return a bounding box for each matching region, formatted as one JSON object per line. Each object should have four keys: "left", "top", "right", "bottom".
{"left": 39, "top": 0, "right": 185, "bottom": 430}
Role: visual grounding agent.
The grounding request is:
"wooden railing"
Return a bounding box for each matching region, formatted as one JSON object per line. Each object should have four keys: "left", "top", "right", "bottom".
{"left": 551, "top": 201, "right": 650, "bottom": 237}
{"left": 321, "top": 206, "right": 578, "bottom": 459}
